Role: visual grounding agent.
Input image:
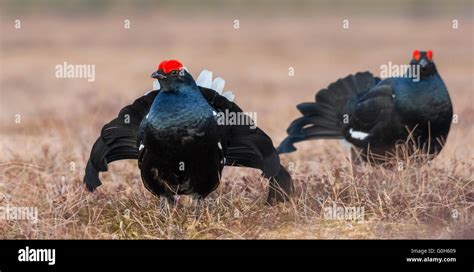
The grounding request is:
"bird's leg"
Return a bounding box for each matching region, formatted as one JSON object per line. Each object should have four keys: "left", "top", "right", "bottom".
{"left": 350, "top": 147, "right": 364, "bottom": 166}
{"left": 187, "top": 194, "right": 205, "bottom": 209}
{"left": 159, "top": 195, "right": 177, "bottom": 215}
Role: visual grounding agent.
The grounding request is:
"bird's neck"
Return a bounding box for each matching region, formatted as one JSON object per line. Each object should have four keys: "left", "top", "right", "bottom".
{"left": 404, "top": 64, "right": 438, "bottom": 81}
{"left": 420, "top": 67, "right": 438, "bottom": 80}
{"left": 149, "top": 84, "right": 211, "bottom": 116}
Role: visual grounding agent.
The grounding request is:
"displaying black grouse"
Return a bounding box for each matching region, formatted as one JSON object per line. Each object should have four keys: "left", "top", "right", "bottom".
{"left": 278, "top": 50, "right": 453, "bottom": 162}
{"left": 84, "top": 60, "right": 293, "bottom": 203}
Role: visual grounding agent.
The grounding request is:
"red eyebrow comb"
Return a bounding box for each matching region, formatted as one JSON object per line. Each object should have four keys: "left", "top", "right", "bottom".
{"left": 412, "top": 50, "right": 421, "bottom": 61}
{"left": 158, "top": 60, "right": 183, "bottom": 74}
{"left": 426, "top": 50, "right": 433, "bottom": 60}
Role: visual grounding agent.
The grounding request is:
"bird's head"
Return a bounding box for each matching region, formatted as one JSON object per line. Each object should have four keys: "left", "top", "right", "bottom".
{"left": 410, "top": 50, "right": 437, "bottom": 76}
{"left": 151, "top": 60, "right": 195, "bottom": 91}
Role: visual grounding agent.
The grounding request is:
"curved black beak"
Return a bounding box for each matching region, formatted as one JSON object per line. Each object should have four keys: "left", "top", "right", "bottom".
{"left": 151, "top": 71, "right": 166, "bottom": 79}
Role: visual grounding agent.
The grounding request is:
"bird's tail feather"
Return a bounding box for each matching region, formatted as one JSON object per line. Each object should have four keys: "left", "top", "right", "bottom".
{"left": 277, "top": 72, "right": 379, "bottom": 153}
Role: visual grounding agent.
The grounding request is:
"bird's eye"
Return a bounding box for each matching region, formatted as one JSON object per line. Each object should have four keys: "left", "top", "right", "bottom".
{"left": 170, "top": 70, "right": 178, "bottom": 75}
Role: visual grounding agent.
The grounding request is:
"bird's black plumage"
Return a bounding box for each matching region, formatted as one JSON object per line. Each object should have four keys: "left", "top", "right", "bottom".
{"left": 278, "top": 51, "right": 453, "bottom": 162}
{"left": 84, "top": 61, "right": 293, "bottom": 203}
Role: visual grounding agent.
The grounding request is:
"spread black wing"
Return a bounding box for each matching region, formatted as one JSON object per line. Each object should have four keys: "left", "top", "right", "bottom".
{"left": 84, "top": 91, "right": 158, "bottom": 192}
{"left": 200, "top": 88, "right": 293, "bottom": 202}
{"left": 84, "top": 88, "right": 293, "bottom": 203}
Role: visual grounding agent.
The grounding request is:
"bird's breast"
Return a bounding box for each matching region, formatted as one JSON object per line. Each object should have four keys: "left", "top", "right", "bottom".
{"left": 144, "top": 113, "right": 218, "bottom": 150}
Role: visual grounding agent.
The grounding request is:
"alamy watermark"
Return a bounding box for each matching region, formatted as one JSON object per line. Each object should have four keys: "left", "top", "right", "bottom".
{"left": 0, "top": 205, "right": 38, "bottom": 224}
{"left": 215, "top": 109, "right": 257, "bottom": 129}
{"left": 380, "top": 62, "right": 420, "bottom": 82}
{"left": 55, "top": 61, "right": 96, "bottom": 82}
{"left": 324, "top": 204, "right": 365, "bottom": 222}
{"left": 18, "top": 246, "right": 55, "bottom": 265}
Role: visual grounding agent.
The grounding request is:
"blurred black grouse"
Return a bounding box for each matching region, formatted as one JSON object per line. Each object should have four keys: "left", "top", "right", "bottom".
{"left": 278, "top": 50, "right": 453, "bottom": 162}
{"left": 85, "top": 60, "right": 293, "bottom": 203}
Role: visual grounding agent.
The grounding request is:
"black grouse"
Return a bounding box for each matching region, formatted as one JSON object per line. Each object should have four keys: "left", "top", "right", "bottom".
{"left": 84, "top": 60, "right": 293, "bottom": 203}
{"left": 277, "top": 50, "right": 453, "bottom": 162}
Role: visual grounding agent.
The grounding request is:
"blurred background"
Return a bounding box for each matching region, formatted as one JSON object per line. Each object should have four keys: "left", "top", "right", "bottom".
{"left": 0, "top": 0, "right": 472, "bottom": 239}
{"left": 1, "top": 0, "right": 472, "bottom": 146}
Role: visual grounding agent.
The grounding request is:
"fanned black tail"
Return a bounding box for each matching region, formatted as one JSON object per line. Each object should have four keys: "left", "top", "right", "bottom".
{"left": 277, "top": 72, "right": 380, "bottom": 153}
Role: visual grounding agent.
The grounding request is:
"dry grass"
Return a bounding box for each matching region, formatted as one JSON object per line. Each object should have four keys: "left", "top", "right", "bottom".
{"left": 0, "top": 11, "right": 472, "bottom": 239}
